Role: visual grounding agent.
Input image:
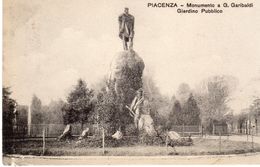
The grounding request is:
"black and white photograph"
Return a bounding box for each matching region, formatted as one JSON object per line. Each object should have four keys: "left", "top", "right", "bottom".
{"left": 2, "top": 0, "right": 260, "bottom": 165}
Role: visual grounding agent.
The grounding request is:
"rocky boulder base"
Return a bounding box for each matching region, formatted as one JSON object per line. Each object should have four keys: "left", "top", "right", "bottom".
{"left": 108, "top": 50, "right": 145, "bottom": 131}
{"left": 109, "top": 50, "right": 145, "bottom": 101}
{"left": 108, "top": 50, "right": 157, "bottom": 136}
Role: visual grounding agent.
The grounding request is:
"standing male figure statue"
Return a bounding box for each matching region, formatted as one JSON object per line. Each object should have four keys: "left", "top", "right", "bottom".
{"left": 118, "top": 7, "right": 135, "bottom": 50}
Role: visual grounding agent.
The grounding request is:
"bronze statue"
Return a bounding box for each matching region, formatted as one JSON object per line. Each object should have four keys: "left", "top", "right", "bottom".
{"left": 118, "top": 7, "right": 135, "bottom": 50}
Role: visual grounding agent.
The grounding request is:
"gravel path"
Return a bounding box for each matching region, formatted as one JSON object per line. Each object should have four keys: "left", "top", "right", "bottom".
{"left": 205, "top": 135, "right": 260, "bottom": 144}
{"left": 3, "top": 153, "right": 260, "bottom": 165}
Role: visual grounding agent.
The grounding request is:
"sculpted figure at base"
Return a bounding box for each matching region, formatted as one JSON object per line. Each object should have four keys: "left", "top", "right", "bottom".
{"left": 118, "top": 7, "right": 135, "bottom": 50}
{"left": 126, "top": 89, "right": 156, "bottom": 136}
{"left": 112, "top": 130, "right": 123, "bottom": 140}
{"left": 57, "top": 124, "right": 71, "bottom": 141}
{"left": 129, "top": 88, "right": 144, "bottom": 128}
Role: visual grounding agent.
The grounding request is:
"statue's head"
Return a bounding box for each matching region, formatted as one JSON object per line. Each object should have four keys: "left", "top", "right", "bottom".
{"left": 124, "top": 7, "right": 129, "bottom": 14}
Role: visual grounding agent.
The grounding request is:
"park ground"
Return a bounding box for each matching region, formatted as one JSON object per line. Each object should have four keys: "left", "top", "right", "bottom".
{"left": 3, "top": 134, "right": 260, "bottom": 164}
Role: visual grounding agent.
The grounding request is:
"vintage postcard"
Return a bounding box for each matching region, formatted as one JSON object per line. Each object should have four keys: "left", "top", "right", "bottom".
{"left": 2, "top": 0, "right": 260, "bottom": 165}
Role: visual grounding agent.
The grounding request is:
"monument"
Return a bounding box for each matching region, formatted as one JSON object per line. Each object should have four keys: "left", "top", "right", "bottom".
{"left": 58, "top": 8, "right": 156, "bottom": 141}
{"left": 109, "top": 8, "right": 156, "bottom": 136}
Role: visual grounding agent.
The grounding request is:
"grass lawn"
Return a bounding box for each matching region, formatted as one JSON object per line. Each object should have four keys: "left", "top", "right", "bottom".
{"left": 4, "top": 138, "right": 260, "bottom": 156}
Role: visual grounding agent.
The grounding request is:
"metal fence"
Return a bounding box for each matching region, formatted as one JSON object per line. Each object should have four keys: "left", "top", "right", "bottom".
{"left": 231, "top": 126, "right": 260, "bottom": 136}
{"left": 13, "top": 124, "right": 259, "bottom": 139}
{"left": 5, "top": 124, "right": 203, "bottom": 139}
{"left": 30, "top": 124, "right": 65, "bottom": 137}
{"left": 4, "top": 123, "right": 99, "bottom": 139}
{"left": 170, "top": 125, "right": 202, "bottom": 137}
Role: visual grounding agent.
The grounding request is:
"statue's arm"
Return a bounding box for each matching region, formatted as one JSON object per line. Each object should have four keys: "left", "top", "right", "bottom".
{"left": 118, "top": 15, "right": 123, "bottom": 32}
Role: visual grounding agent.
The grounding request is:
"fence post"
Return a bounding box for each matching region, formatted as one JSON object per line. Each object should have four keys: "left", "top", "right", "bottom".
{"left": 45, "top": 125, "right": 47, "bottom": 138}
{"left": 219, "top": 132, "right": 221, "bottom": 154}
{"left": 28, "top": 106, "right": 31, "bottom": 137}
{"left": 251, "top": 128, "right": 254, "bottom": 152}
{"left": 102, "top": 128, "right": 105, "bottom": 155}
{"left": 42, "top": 127, "right": 46, "bottom": 155}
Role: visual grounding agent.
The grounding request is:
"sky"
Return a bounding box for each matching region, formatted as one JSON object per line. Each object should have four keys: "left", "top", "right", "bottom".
{"left": 3, "top": 0, "right": 260, "bottom": 114}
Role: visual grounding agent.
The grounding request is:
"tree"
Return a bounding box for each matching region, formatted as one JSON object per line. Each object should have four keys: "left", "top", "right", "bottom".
{"left": 250, "top": 98, "right": 260, "bottom": 118}
{"left": 167, "top": 100, "right": 182, "bottom": 127}
{"left": 195, "top": 75, "right": 238, "bottom": 131}
{"left": 45, "top": 100, "right": 65, "bottom": 124}
{"left": 143, "top": 74, "right": 170, "bottom": 128}
{"left": 177, "top": 83, "right": 191, "bottom": 105}
{"left": 3, "top": 87, "right": 16, "bottom": 138}
{"left": 93, "top": 87, "right": 120, "bottom": 134}
{"left": 16, "top": 105, "right": 29, "bottom": 125}
{"left": 249, "top": 97, "right": 260, "bottom": 133}
{"left": 223, "top": 111, "right": 234, "bottom": 125}
{"left": 182, "top": 93, "right": 201, "bottom": 125}
{"left": 62, "top": 79, "right": 94, "bottom": 129}
{"left": 31, "top": 95, "right": 43, "bottom": 124}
